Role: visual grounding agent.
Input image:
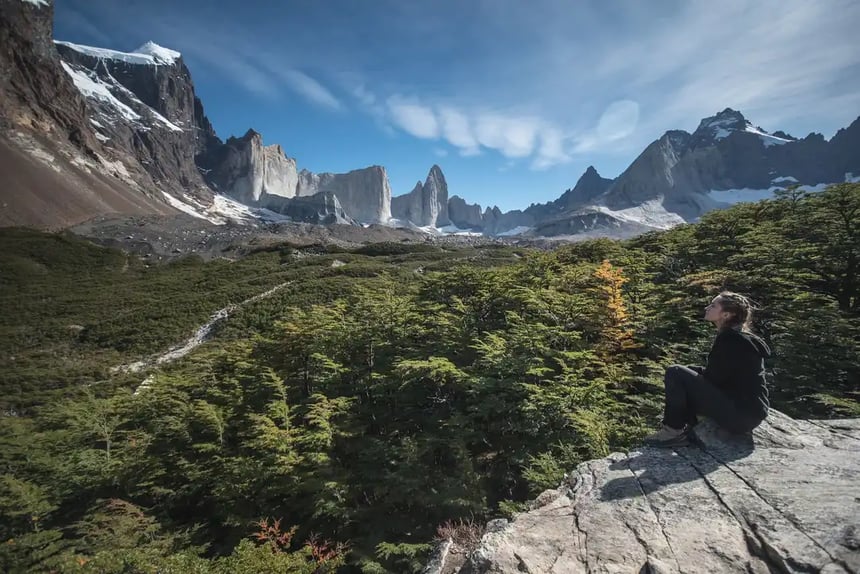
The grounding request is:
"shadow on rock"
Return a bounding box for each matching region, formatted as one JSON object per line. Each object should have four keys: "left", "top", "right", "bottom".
{"left": 599, "top": 423, "right": 755, "bottom": 501}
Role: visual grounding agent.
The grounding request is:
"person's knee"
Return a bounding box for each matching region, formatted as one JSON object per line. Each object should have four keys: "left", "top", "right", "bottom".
{"left": 664, "top": 364, "right": 685, "bottom": 380}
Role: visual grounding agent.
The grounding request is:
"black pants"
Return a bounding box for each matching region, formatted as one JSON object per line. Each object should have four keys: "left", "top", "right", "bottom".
{"left": 662, "top": 365, "right": 759, "bottom": 433}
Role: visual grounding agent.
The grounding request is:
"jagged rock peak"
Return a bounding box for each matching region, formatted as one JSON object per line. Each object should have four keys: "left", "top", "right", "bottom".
{"left": 428, "top": 410, "right": 860, "bottom": 573}
{"left": 772, "top": 130, "right": 796, "bottom": 141}
{"left": 695, "top": 107, "right": 748, "bottom": 133}
{"left": 390, "top": 164, "right": 450, "bottom": 227}
{"left": 688, "top": 108, "right": 794, "bottom": 152}
{"left": 239, "top": 128, "right": 262, "bottom": 141}
{"left": 554, "top": 165, "right": 614, "bottom": 211}
{"left": 661, "top": 129, "right": 692, "bottom": 149}
{"left": 576, "top": 165, "right": 605, "bottom": 186}
{"left": 207, "top": 130, "right": 298, "bottom": 204}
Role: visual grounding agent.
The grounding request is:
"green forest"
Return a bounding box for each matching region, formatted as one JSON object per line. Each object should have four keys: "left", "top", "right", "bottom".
{"left": 1, "top": 184, "right": 858, "bottom": 573}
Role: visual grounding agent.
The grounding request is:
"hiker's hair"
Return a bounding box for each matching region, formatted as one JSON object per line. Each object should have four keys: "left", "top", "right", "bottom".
{"left": 717, "top": 291, "right": 755, "bottom": 332}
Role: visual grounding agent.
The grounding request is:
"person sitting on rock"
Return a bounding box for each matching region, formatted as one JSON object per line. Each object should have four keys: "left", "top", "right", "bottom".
{"left": 644, "top": 291, "right": 771, "bottom": 448}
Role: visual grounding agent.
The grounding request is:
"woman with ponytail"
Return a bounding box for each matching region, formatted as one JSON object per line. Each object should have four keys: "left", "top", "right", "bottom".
{"left": 644, "top": 291, "right": 771, "bottom": 448}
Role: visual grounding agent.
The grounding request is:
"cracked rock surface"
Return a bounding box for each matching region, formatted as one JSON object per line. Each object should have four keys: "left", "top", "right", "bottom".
{"left": 431, "top": 410, "right": 860, "bottom": 574}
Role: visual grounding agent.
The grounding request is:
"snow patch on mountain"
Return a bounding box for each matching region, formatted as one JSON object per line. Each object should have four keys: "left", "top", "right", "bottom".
{"left": 497, "top": 225, "right": 532, "bottom": 237}
{"left": 133, "top": 41, "right": 181, "bottom": 65}
{"left": 54, "top": 40, "right": 180, "bottom": 66}
{"left": 208, "top": 194, "right": 291, "bottom": 224}
{"left": 708, "top": 182, "right": 834, "bottom": 205}
{"left": 592, "top": 197, "right": 685, "bottom": 229}
{"left": 696, "top": 109, "right": 792, "bottom": 147}
{"left": 160, "top": 191, "right": 210, "bottom": 221}
{"left": 744, "top": 125, "right": 792, "bottom": 147}
{"left": 159, "top": 191, "right": 292, "bottom": 225}
{"left": 60, "top": 61, "right": 182, "bottom": 132}
{"left": 61, "top": 61, "right": 141, "bottom": 122}
{"left": 20, "top": 0, "right": 49, "bottom": 7}
{"left": 107, "top": 79, "right": 182, "bottom": 131}
{"left": 436, "top": 224, "right": 483, "bottom": 236}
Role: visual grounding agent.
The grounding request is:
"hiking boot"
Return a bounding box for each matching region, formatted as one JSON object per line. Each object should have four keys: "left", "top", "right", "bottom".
{"left": 643, "top": 424, "right": 689, "bottom": 448}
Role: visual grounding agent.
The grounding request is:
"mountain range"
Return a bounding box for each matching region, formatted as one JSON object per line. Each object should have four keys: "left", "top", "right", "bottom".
{"left": 1, "top": 0, "right": 858, "bottom": 237}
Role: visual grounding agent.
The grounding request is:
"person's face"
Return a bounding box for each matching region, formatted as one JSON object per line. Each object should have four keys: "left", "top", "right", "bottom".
{"left": 704, "top": 296, "right": 728, "bottom": 324}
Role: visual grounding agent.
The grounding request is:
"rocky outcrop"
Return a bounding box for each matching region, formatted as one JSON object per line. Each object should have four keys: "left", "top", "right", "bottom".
{"left": 297, "top": 165, "right": 392, "bottom": 224}
{"left": 206, "top": 129, "right": 299, "bottom": 204}
{"left": 262, "top": 191, "right": 355, "bottom": 225}
{"left": 431, "top": 410, "right": 860, "bottom": 573}
{"left": 528, "top": 210, "right": 652, "bottom": 239}
{"left": 0, "top": 0, "right": 176, "bottom": 227}
{"left": 207, "top": 130, "right": 398, "bottom": 224}
{"left": 448, "top": 195, "right": 484, "bottom": 230}
{"left": 392, "top": 181, "right": 424, "bottom": 224}
{"left": 54, "top": 39, "right": 218, "bottom": 196}
{"left": 830, "top": 117, "right": 860, "bottom": 177}
{"left": 0, "top": 0, "right": 97, "bottom": 149}
{"left": 603, "top": 130, "right": 691, "bottom": 211}
{"left": 482, "top": 208, "right": 535, "bottom": 236}
{"left": 553, "top": 166, "right": 614, "bottom": 211}
{"left": 391, "top": 165, "right": 451, "bottom": 227}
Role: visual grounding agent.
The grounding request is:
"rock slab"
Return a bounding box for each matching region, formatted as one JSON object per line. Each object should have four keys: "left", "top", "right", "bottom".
{"left": 434, "top": 410, "right": 860, "bottom": 574}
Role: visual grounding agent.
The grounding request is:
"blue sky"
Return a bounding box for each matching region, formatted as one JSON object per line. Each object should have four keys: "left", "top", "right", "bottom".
{"left": 54, "top": 0, "right": 860, "bottom": 212}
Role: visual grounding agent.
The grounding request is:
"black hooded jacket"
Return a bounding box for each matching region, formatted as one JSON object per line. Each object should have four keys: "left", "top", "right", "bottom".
{"left": 702, "top": 328, "right": 771, "bottom": 419}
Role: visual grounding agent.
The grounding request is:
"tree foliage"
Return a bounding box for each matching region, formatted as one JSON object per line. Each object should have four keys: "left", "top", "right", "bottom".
{"left": 1, "top": 184, "right": 858, "bottom": 572}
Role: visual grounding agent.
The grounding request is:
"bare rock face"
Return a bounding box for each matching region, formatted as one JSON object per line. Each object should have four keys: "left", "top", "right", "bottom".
{"left": 553, "top": 166, "right": 614, "bottom": 211}
{"left": 0, "top": 0, "right": 177, "bottom": 227}
{"left": 431, "top": 410, "right": 860, "bottom": 574}
{"left": 391, "top": 165, "right": 451, "bottom": 227}
{"left": 262, "top": 191, "right": 355, "bottom": 225}
{"left": 424, "top": 165, "right": 451, "bottom": 226}
{"left": 0, "top": 0, "right": 96, "bottom": 149}
{"left": 481, "top": 207, "right": 535, "bottom": 236}
{"left": 206, "top": 129, "right": 299, "bottom": 204}
{"left": 207, "top": 131, "right": 394, "bottom": 225}
{"left": 603, "top": 130, "right": 691, "bottom": 211}
{"left": 53, "top": 39, "right": 218, "bottom": 196}
{"left": 392, "top": 181, "right": 424, "bottom": 224}
{"left": 529, "top": 210, "right": 652, "bottom": 239}
{"left": 448, "top": 195, "right": 484, "bottom": 230}
{"left": 297, "top": 165, "right": 392, "bottom": 224}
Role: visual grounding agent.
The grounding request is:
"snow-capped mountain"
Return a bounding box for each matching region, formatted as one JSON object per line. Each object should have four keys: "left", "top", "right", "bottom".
{"left": 1, "top": 0, "right": 858, "bottom": 238}
{"left": 688, "top": 108, "right": 796, "bottom": 150}
{"left": 530, "top": 108, "right": 860, "bottom": 237}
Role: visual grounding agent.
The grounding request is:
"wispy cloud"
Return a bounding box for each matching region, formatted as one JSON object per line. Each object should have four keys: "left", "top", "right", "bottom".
{"left": 183, "top": 40, "right": 344, "bottom": 110}
{"left": 386, "top": 96, "right": 439, "bottom": 138}
{"left": 266, "top": 68, "right": 342, "bottom": 111}
{"left": 379, "top": 95, "right": 573, "bottom": 169}
{"left": 586, "top": 1, "right": 860, "bottom": 141}
{"left": 347, "top": 0, "right": 860, "bottom": 166}
{"left": 574, "top": 100, "right": 640, "bottom": 153}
